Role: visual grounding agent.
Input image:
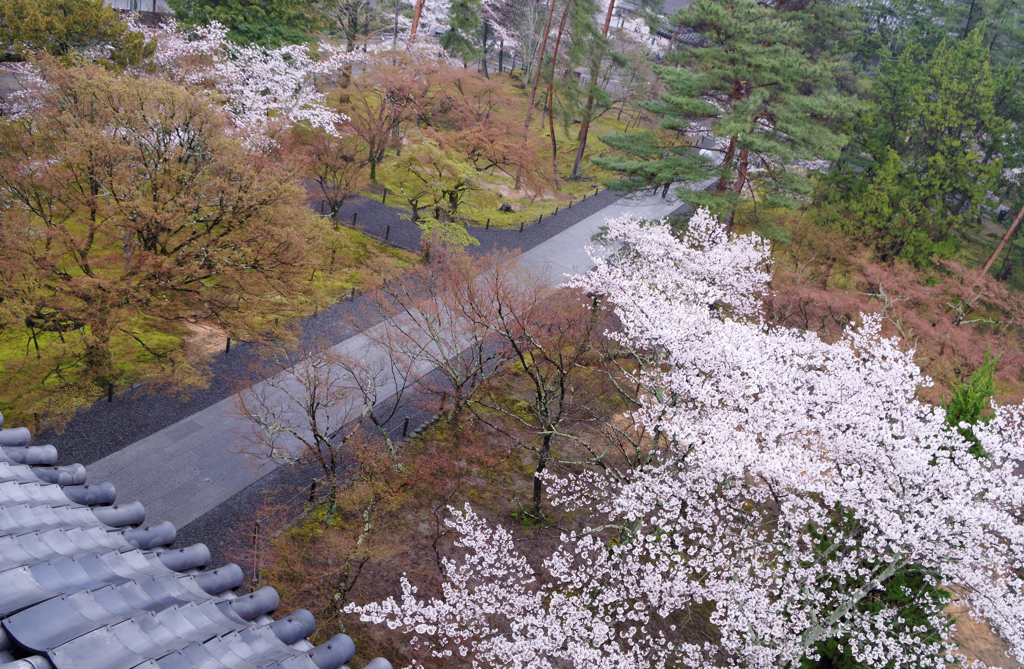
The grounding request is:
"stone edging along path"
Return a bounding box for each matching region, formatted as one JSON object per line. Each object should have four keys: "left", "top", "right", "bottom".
{"left": 36, "top": 186, "right": 694, "bottom": 566}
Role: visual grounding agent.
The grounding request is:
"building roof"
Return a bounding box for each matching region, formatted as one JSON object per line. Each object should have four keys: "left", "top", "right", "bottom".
{"left": 0, "top": 411, "right": 389, "bottom": 669}
{"left": 663, "top": 0, "right": 693, "bottom": 15}
{"left": 655, "top": 24, "right": 712, "bottom": 46}
{"left": 104, "top": 0, "right": 175, "bottom": 13}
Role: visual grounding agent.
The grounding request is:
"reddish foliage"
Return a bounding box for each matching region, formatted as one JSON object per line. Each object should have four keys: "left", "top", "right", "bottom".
{"left": 298, "top": 131, "right": 371, "bottom": 219}
{"left": 764, "top": 214, "right": 1024, "bottom": 404}
{"left": 340, "top": 52, "right": 433, "bottom": 181}
{"left": 421, "top": 68, "right": 551, "bottom": 194}
{"left": 224, "top": 420, "right": 517, "bottom": 665}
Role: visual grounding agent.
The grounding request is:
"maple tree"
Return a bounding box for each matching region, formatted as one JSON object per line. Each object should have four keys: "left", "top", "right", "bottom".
{"left": 340, "top": 51, "right": 429, "bottom": 182}
{"left": 235, "top": 333, "right": 414, "bottom": 523}
{"left": 362, "top": 246, "right": 618, "bottom": 515}
{"left": 231, "top": 404, "right": 512, "bottom": 650}
{"left": 421, "top": 66, "right": 550, "bottom": 193}
{"left": 452, "top": 257, "right": 605, "bottom": 515}
{"left": 0, "top": 64, "right": 312, "bottom": 398}
{"left": 347, "top": 209, "right": 1024, "bottom": 669}
{"left": 379, "top": 135, "right": 492, "bottom": 250}
{"left": 359, "top": 248, "right": 506, "bottom": 420}
{"left": 762, "top": 210, "right": 1024, "bottom": 406}
{"left": 302, "top": 131, "right": 371, "bottom": 221}
{"left": 228, "top": 434, "right": 413, "bottom": 641}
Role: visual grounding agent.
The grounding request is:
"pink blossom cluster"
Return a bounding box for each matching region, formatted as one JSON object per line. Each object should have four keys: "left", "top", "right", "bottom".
{"left": 346, "top": 209, "right": 1024, "bottom": 668}
{"left": 407, "top": 0, "right": 518, "bottom": 50}
{"left": 1, "top": 20, "right": 363, "bottom": 151}
{"left": 136, "top": 20, "right": 363, "bottom": 150}
{"left": 0, "top": 62, "right": 50, "bottom": 119}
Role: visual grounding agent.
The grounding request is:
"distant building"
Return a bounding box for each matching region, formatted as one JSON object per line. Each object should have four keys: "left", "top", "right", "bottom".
{"left": 104, "top": 0, "right": 174, "bottom": 13}
{"left": 611, "top": 0, "right": 692, "bottom": 26}
{"left": 663, "top": 0, "right": 692, "bottom": 15}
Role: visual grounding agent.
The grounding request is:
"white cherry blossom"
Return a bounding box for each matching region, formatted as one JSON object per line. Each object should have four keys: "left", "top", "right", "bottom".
{"left": 347, "top": 209, "right": 1024, "bottom": 669}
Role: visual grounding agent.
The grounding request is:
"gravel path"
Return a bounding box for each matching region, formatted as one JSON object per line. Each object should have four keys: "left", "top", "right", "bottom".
{"left": 35, "top": 186, "right": 690, "bottom": 568}
{"left": 40, "top": 189, "right": 625, "bottom": 468}
{"left": 333, "top": 187, "right": 622, "bottom": 255}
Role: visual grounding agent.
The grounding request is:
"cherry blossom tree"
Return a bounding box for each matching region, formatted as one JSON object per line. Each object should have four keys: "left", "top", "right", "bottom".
{"left": 408, "top": 0, "right": 517, "bottom": 52}
{"left": 137, "top": 20, "right": 361, "bottom": 149}
{"left": 346, "top": 209, "right": 1024, "bottom": 669}
{"left": 0, "top": 62, "right": 49, "bottom": 119}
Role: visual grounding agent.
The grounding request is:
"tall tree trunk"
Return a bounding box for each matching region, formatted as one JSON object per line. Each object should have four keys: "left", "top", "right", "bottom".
{"left": 715, "top": 136, "right": 736, "bottom": 193}
{"left": 339, "top": 19, "right": 357, "bottom": 102}
{"left": 533, "top": 432, "right": 554, "bottom": 515}
{"left": 323, "top": 474, "right": 339, "bottom": 524}
{"left": 481, "top": 21, "right": 490, "bottom": 77}
{"left": 392, "top": 0, "right": 400, "bottom": 50}
{"left": 669, "top": 22, "right": 682, "bottom": 55}
{"left": 570, "top": 0, "right": 615, "bottom": 180}
{"left": 515, "top": 0, "right": 559, "bottom": 190}
{"left": 734, "top": 147, "right": 749, "bottom": 194}
{"left": 963, "top": 0, "right": 978, "bottom": 39}
{"left": 409, "top": 0, "right": 426, "bottom": 43}
{"left": 84, "top": 316, "right": 114, "bottom": 385}
{"left": 716, "top": 77, "right": 747, "bottom": 231}
{"left": 983, "top": 201, "right": 1024, "bottom": 273}
{"left": 363, "top": 7, "right": 371, "bottom": 51}
{"left": 547, "top": 0, "right": 571, "bottom": 190}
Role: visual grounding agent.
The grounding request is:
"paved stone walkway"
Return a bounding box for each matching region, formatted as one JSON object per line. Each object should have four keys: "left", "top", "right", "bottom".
{"left": 84, "top": 188, "right": 695, "bottom": 530}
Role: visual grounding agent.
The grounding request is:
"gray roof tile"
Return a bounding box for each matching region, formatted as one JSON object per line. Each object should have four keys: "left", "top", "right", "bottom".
{"left": 0, "top": 411, "right": 391, "bottom": 669}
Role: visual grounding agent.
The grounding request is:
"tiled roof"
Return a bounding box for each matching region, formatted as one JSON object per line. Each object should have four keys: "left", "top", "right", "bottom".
{"left": 0, "top": 411, "right": 390, "bottom": 669}
{"left": 655, "top": 25, "right": 713, "bottom": 47}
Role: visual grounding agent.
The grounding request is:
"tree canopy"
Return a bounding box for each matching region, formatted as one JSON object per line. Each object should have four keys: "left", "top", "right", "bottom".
{"left": 0, "top": 64, "right": 313, "bottom": 408}
{"left": 347, "top": 209, "right": 1024, "bottom": 668}
{"left": 821, "top": 29, "right": 1014, "bottom": 264}
{"left": 0, "top": 0, "right": 154, "bottom": 64}
{"left": 166, "top": 0, "right": 320, "bottom": 47}
{"left": 595, "top": 0, "right": 856, "bottom": 221}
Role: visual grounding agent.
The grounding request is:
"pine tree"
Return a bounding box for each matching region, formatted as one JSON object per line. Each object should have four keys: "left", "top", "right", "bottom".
{"left": 440, "top": 0, "right": 483, "bottom": 63}
{"left": 167, "top": 0, "right": 319, "bottom": 47}
{"left": 594, "top": 0, "right": 855, "bottom": 223}
{"left": 943, "top": 352, "right": 998, "bottom": 458}
{"left": 857, "top": 0, "right": 1024, "bottom": 65}
{"left": 568, "top": 0, "right": 615, "bottom": 181}
{"left": 826, "top": 30, "right": 1010, "bottom": 264}
{"left": 822, "top": 147, "right": 945, "bottom": 265}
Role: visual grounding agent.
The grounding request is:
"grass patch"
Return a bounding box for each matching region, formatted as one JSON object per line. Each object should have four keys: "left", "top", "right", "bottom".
{"left": 364, "top": 83, "right": 645, "bottom": 232}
